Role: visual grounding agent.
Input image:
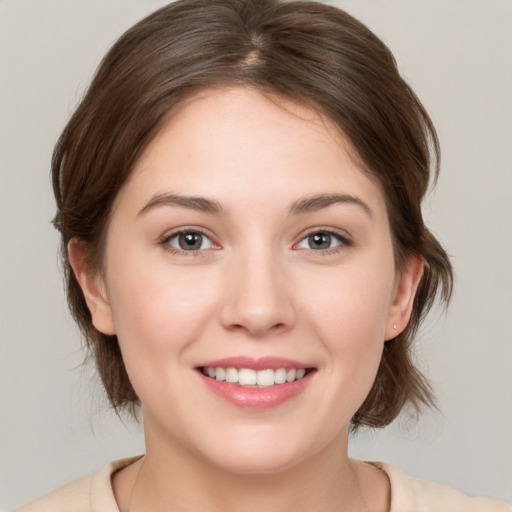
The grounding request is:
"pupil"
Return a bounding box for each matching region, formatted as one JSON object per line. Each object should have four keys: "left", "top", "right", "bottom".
{"left": 179, "top": 232, "right": 202, "bottom": 250}
{"left": 310, "top": 233, "right": 331, "bottom": 249}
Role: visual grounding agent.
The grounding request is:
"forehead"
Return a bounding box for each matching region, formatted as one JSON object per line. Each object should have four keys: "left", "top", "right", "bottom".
{"left": 116, "top": 87, "right": 387, "bottom": 218}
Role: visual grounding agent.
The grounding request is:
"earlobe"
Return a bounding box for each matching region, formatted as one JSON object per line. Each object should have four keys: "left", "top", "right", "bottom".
{"left": 385, "top": 255, "right": 424, "bottom": 341}
{"left": 67, "top": 239, "right": 116, "bottom": 335}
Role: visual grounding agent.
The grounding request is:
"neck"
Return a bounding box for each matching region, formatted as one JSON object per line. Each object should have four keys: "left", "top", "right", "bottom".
{"left": 114, "top": 415, "right": 388, "bottom": 512}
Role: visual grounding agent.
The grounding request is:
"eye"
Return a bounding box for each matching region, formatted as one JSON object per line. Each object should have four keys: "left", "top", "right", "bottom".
{"left": 164, "top": 230, "right": 215, "bottom": 252}
{"left": 295, "top": 230, "right": 350, "bottom": 251}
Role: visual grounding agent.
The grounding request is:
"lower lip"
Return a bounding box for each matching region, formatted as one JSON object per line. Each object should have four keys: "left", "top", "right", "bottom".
{"left": 198, "top": 371, "right": 314, "bottom": 409}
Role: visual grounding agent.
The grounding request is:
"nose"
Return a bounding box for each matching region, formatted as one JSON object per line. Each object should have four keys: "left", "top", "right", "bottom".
{"left": 219, "top": 248, "right": 297, "bottom": 338}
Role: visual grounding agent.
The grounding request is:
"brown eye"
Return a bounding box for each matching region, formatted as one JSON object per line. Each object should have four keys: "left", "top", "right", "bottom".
{"left": 308, "top": 233, "right": 333, "bottom": 250}
{"left": 179, "top": 232, "right": 203, "bottom": 250}
{"left": 295, "top": 230, "right": 350, "bottom": 251}
{"left": 166, "top": 231, "right": 213, "bottom": 251}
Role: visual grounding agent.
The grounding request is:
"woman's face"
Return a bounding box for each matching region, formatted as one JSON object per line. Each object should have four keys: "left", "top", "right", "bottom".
{"left": 79, "top": 87, "right": 419, "bottom": 474}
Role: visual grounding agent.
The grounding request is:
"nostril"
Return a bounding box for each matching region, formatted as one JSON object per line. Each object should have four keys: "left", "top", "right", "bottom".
{"left": 224, "top": 320, "right": 289, "bottom": 337}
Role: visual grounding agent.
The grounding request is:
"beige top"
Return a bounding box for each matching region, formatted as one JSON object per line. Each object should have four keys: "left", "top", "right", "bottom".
{"left": 16, "top": 457, "right": 511, "bottom": 512}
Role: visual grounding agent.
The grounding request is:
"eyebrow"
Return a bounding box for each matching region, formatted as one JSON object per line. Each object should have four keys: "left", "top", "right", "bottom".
{"left": 288, "top": 193, "right": 373, "bottom": 218}
{"left": 138, "top": 191, "right": 372, "bottom": 218}
{"left": 138, "top": 192, "right": 224, "bottom": 216}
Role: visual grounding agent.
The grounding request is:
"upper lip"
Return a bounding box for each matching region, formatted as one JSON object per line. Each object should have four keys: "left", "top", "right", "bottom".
{"left": 197, "top": 356, "right": 312, "bottom": 371}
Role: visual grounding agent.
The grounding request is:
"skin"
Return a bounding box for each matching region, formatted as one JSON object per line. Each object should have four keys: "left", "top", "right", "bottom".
{"left": 70, "top": 87, "right": 423, "bottom": 511}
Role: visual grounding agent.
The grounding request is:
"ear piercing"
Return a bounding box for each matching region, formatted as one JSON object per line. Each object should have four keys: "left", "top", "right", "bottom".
{"left": 393, "top": 324, "right": 397, "bottom": 330}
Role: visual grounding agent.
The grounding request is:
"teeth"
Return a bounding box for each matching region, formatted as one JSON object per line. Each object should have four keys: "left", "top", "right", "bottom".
{"left": 286, "top": 369, "right": 296, "bottom": 382}
{"left": 239, "top": 368, "right": 257, "bottom": 386}
{"left": 202, "top": 366, "right": 310, "bottom": 387}
{"left": 274, "top": 368, "right": 287, "bottom": 384}
{"left": 256, "top": 369, "right": 274, "bottom": 387}
{"left": 225, "top": 367, "right": 238, "bottom": 383}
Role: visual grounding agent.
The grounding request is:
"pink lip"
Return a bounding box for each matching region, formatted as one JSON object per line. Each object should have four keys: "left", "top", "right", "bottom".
{"left": 196, "top": 356, "right": 315, "bottom": 409}
{"left": 198, "top": 356, "right": 310, "bottom": 370}
{"left": 199, "top": 372, "right": 313, "bottom": 409}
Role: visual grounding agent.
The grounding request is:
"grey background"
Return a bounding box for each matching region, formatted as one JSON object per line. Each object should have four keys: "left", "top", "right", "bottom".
{"left": 1, "top": 0, "right": 511, "bottom": 509}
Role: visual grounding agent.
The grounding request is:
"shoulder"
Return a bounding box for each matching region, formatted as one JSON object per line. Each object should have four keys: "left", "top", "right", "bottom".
{"left": 15, "top": 457, "right": 141, "bottom": 512}
{"left": 372, "top": 462, "right": 512, "bottom": 512}
{"left": 15, "top": 475, "right": 93, "bottom": 512}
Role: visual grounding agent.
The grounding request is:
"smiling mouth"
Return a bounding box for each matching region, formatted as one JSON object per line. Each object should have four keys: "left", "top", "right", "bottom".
{"left": 199, "top": 367, "right": 315, "bottom": 387}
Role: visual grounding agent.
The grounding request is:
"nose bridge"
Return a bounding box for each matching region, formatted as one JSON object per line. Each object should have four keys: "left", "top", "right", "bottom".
{"left": 220, "top": 237, "right": 295, "bottom": 337}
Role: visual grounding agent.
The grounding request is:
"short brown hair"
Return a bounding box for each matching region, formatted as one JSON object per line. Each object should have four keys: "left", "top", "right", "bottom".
{"left": 52, "top": 0, "right": 453, "bottom": 428}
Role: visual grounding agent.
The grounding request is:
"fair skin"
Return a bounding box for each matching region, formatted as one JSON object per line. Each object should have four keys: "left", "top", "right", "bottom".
{"left": 70, "top": 87, "right": 423, "bottom": 511}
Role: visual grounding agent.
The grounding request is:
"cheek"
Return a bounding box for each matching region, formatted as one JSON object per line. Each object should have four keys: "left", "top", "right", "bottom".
{"left": 300, "top": 261, "right": 395, "bottom": 396}
{"left": 106, "top": 256, "right": 222, "bottom": 368}
{"left": 304, "top": 263, "right": 394, "bottom": 343}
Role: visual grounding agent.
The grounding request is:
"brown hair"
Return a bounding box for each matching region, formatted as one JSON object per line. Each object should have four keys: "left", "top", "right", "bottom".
{"left": 52, "top": 0, "right": 453, "bottom": 428}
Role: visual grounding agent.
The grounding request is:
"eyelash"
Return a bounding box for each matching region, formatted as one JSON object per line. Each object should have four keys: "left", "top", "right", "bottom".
{"left": 159, "top": 228, "right": 217, "bottom": 257}
{"left": 159, "top": 228, "right": 352, "bottom": 256}
{"left": 295, "top": 228, "right": 352, "bottom": 255}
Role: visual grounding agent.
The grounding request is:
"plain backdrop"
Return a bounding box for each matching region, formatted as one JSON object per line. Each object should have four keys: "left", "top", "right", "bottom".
{"left": 1, "top": 0, "right": 511, "bottom": 509}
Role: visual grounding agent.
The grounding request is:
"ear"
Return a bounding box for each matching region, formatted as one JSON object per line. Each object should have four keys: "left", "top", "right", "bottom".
{"left": 384, "top": 255, "right": 424, "bottom": 341}
{"left": 67, "top": 239, "right": 116, "bottom": 335}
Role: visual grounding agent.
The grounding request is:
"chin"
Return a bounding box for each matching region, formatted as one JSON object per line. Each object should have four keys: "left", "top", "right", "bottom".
{"left": 193, "top": 427, "right": 325, "bottom": 476}
{"left": 208, "top": 447, "right": 307, "bottom": 476}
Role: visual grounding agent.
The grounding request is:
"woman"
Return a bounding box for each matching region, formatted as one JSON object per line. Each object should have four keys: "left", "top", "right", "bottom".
{"left": 15, "top": 0, "right": 511, "bottom": 510}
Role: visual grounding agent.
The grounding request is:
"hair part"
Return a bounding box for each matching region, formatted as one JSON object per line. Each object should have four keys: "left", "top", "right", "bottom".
{"left": 53, "top": 0, "right": 453, "bottom": 429}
